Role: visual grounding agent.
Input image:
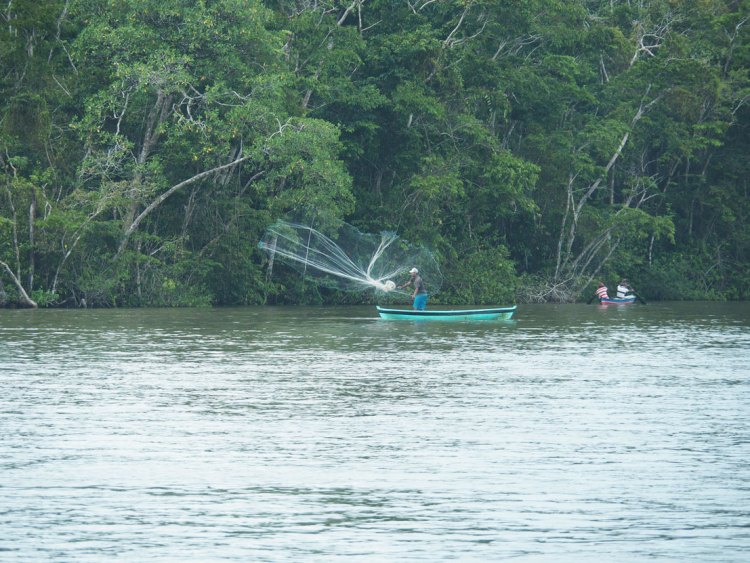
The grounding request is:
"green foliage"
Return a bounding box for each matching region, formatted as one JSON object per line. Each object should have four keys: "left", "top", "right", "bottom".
{"left": 441, "top": 245, "right": 518, "bottom": 305}
{"left": 639, "top": 249, "right": 730, "bottom": 301}
{"left": 31, "top": 289, "right": 60, "bottom": 308}
{"left": 1, "top": 0, "right": 748, "bottom": 307}
{"left": 255, "top": 118, "right": 354, "bottom": 219}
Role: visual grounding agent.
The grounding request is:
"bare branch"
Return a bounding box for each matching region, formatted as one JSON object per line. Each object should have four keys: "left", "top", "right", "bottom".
{"left": 443, "top": 2, "right": 471, "bottom": 48}
{"left": 116, "top": 156, "right": 264, "bottom": 257}
{"left": 0, "top": 260, "right": 37, "bottom": 307}
{"left": 493, "top": 34, "right": 543, "bottom": 60}
{"left": 52, "top": 74, "right": 72, "bottom": 97}
{"left": 630, "top": 12, "right": 679, "bottom": 67}
{"left": 114, "top": 91, "right": 130, "bottom": 136}
{"left": 338, "top": 0, "right": 364, "bottom": 26}
{"left": 418, "top": 0, "right": 439, "bottom": 11}
{"left": 723, "top": 16, "right": 748, "bottom": 76}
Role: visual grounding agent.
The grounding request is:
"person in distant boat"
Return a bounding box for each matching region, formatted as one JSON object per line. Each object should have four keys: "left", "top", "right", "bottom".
{"left": 594, "top": 282, "right": 609, "bottom": 301}
{"left": 398, "top": 267, "right": 428, "bottom": 310}
{"left": 616, "top": 279, "right": 633, "bottom": 299}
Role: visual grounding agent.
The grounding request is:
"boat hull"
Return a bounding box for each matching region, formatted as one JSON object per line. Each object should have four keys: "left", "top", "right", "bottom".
{"left": 376, "top": 305, "right": 516, "bottom": 321}
{"left": 599, "top": 296, "right": 636, "bottom": 304}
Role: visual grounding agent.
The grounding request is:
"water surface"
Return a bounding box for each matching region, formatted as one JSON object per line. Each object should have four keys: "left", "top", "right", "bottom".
{"left": 1, "top": 302, "right": 749, "bottom": 561}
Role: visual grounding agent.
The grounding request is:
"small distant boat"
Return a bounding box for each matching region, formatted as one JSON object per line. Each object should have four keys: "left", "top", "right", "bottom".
{"left": 599, "top": 296, "right": 637, "bottom": 305}
{"left": 376, "top": 305, "right": 516, "bottom": 321}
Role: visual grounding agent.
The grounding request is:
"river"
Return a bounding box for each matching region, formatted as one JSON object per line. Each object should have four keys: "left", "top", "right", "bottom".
{"left": 1, "top": 302, "right": 748, "bottom": 561}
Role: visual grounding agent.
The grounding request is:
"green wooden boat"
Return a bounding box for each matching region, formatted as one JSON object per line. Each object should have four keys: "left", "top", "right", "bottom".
{"left": 376, "top": 305, "right": 516, "bottom": 321}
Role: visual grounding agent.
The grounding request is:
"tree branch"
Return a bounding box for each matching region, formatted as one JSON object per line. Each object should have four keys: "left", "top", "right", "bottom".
{"left": 116, "top": 157, "right": 264, "bottom": 257}
{"left": 443, "top": 2, "right": 471, "bottom": 47}
{"left": 0, "top": 260, "right": 37, "bottom": 307}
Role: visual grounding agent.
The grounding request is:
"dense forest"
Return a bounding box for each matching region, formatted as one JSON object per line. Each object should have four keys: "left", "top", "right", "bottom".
{"left": 1, "top": 0, "right": 748, "bottom": 308}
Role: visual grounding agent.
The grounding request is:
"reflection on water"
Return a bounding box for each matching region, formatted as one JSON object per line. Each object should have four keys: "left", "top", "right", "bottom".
{"left": 1, "top": 303, "right": 749, "bottom": 560}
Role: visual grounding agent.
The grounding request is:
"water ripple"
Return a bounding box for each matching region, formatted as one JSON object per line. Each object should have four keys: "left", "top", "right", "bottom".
{"left": 1, "top": 303, "right": 749, "bottom": 560}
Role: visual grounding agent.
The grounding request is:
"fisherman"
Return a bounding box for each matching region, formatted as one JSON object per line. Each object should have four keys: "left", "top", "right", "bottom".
{"left": 594, "top": 282, "right": 609, "bottom": 301}
{"left": 398, "top": 267, "right": 428, "bottom": 310}
{"left": 616, "top": 279, "right": 633, "bottom": 299}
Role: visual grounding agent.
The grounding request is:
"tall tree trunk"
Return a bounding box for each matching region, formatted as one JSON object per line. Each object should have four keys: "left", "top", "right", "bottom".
{"left": 265, "top": 235, "right": 278, "bottom": 282}
{"left": 120, "top": 90, "right": 172, "bottom": 251}
{"left": 28, "top": 187, "right": 36, "bottom": 290}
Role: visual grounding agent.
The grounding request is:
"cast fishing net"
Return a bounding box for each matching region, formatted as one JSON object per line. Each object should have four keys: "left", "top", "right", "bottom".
{"left": 259, "top": 218, "right": 442, "bottom": 295}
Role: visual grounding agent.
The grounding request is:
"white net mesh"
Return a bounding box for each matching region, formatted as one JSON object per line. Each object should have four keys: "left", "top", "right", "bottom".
{"left": 259, "top": 218, "right": 442, "bottom": 295}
